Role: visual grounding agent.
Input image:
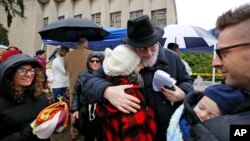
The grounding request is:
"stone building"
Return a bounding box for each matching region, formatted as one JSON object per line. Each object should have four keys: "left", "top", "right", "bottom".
{"left": 0, "top": 0, "right": 177, "bottom": 55}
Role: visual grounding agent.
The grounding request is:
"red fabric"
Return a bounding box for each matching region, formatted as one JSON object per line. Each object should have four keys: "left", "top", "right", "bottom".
{"left": 96, "top": 77, "right": 156, "bottom": 141}
{"left": 1, "top": 50, "right": 21, "bottom": 62}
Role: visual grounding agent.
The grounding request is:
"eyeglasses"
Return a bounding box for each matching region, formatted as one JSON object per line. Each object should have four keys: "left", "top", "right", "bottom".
{"left": 16, "top": 68, "right": 35, "bottom": 76}
{"left": 89, "top": 59, "right": 100, "bottom": 63}
{"left": 215, "top": 42, "right": 250, "bottom": 59}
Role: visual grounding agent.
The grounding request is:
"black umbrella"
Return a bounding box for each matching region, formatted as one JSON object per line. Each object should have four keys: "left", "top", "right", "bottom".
{"left": 39, "top": 17, "right": 110, "bottom": 42}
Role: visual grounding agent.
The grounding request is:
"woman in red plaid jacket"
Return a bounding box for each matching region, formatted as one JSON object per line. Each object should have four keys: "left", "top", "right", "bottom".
{"left": 96, "top": 45, "right": 156, "bottom": 141}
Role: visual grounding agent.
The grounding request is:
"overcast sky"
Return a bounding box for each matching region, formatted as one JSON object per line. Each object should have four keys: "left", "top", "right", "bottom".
{"left": 176, "top": 0, "right": 250, "bottom": 30}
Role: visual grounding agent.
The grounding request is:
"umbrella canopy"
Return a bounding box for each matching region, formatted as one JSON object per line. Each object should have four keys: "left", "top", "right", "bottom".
{"left": 42, "top": 27, "right": 167, "bottom": 51}
{"left": 42, "top": 40, "right": 77, "bottom": 48}
{"left": 163, "top": 24, "right": 217, "bottom": 52}
{"left": 42, "top": 27, "right": 128, "bottom": 51}
{"left": 39, "top": 17, "right": 110, "bottom": 42}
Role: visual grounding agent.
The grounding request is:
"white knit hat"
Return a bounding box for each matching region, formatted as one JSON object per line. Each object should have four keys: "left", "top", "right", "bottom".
{"left": 103, "top": 44, "right": 141, "bottom": 76}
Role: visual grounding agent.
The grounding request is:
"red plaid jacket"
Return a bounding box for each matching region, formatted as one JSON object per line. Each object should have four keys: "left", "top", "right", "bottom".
{"left": 96, "top": 77, "right": 156, "bottom": 141}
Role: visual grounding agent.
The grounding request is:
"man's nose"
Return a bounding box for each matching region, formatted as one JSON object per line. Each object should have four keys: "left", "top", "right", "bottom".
{"left": 143, "top": 48, "right": 153, "bottom": 56}
{"left": 212, "top": 56, "right": 223, "bottom": 68}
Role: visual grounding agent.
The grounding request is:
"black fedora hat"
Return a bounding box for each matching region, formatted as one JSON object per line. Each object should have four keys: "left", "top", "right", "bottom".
{"left": 122, "top": 15, "right": 164, "bottom": 48}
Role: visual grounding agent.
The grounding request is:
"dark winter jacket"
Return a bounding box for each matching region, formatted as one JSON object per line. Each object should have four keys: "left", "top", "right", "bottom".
{"left": 0, "top": 54, "right": 50, "bottom": 141}
{"left": 71, "top": 51, "right": 104, "bottom": 112}
{"left": 183, "top": 92, "right": 203, "bottom": 124}
{"left": 71, "top": 51, "right": 104, "bottom": 137}
{"left": 80, "top": 46, "right": 194, "bottom": 141}
{"left": 188, "top": 95, "right": 250, "bottom": 141}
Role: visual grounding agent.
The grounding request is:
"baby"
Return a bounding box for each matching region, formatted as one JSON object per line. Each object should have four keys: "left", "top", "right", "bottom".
{"left": 167, "top": 84, "right": 246, "bottom": 141}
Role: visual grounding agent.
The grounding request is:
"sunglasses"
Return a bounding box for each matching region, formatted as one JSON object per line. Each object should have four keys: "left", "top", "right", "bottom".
{"left": 16, "top": 68, "right": 36, "bottom": 76}
{"left": 215, "top": 42, "right": 250, "bottom": 60}
{"left": 89, "top": 59, "right": 100, "bottom": 63}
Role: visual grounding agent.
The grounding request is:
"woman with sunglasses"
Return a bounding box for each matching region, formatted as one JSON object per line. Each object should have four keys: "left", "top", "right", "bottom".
{"left": 71, "top": 51, "right": 104, "bottom": 141}
{"left": 0, "top": 54, "right": 51, "bottom": 140}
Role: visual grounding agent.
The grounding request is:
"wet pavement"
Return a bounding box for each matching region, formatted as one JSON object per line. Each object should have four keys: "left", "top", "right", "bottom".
{"left": 50, "top": 124, "right": 84, "bottom": 141}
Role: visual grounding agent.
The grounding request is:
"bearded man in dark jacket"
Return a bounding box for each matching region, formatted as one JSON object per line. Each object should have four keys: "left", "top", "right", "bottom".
{"left": 188, "top": 3, "right": 250, "bottom": 141}
{"left": 81, "top": 15, "right": 194, "bottom": 141}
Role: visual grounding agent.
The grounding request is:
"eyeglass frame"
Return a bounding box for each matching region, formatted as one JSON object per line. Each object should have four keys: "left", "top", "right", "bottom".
{"left": 215, "top": 42, "right": 250, "bottom": 59}
{"left": 16, "top": 68, "right": 36, "bottom": 76}
{"left": 89, "top": 59, "right": 101, "bottom": 64}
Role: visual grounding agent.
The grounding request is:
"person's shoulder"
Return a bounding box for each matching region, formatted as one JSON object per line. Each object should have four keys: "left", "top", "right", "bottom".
{"left": 189, "top": 112, "right": 250, "bottom": 141}
{"left": 189, "top": 116, "right": 232, "bottom": 141}
{"left": 78, "top": 70, "right": 90, "bottom": 76}
{"left": 202, "top": 112, "right": 250, "bottom": 126}
{"left": 64, "top": 51, "right": 74, "bottom": 60}
{"left": 192, "top": 112, "right": 250, "bottom": 133}
{"left": 162, "top": 47, "right": 179, "bottom": 58}
{"left": 0, "top": 96, "right": 10, "bottom": 111}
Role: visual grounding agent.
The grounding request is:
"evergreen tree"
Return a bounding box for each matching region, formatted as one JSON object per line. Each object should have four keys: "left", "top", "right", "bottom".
{"left": 0, "top": 24, "right": 9, "bottom": 45}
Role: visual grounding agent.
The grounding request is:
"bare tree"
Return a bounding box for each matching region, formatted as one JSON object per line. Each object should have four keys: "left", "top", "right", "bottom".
{"left": 0, "top": 0, "right": 25, "bottom": 27}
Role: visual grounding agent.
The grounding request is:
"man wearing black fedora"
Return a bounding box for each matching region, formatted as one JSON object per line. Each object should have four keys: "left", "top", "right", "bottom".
{"left": 81, "top": 15, "right": 193, "bottom": 141}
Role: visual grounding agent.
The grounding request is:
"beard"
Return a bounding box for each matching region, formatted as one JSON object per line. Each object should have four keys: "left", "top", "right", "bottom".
{"left": 141, "top": 45, "right": 159, "bottom": 67}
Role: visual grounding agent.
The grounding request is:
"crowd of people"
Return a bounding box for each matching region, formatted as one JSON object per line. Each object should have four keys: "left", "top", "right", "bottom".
{"left": 0, "top": 3, "right": 250, "bottom": 141}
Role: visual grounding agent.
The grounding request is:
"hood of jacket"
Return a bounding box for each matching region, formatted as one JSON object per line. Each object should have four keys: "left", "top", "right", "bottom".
{"left": 86, "top": 51, "right": 104, "bottom": 70}
{"left": 0, "top": 54, "right": 41, "bottom": 97}
{"left": 183, "top": 91, "right": 204, "bottom": 125}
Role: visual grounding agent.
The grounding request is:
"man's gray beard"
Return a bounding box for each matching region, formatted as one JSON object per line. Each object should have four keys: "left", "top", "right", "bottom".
{"left": 141, "top": 45, "right": 159, "bottom": 67}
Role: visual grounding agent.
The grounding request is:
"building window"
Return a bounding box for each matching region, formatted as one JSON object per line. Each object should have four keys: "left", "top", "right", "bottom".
{"left": 58, "top": 15, "right": 65, "bottom": 20}
{"left": 43, "top": 17, "right": 49, "bottom": 27}
{"left": 74, "top": 14, "right": 82, "bottom": 19}
{"left": 110, "top": 11, "right": 121, "bottom": 27}
{"left": 130, "top": 10, "right": 143, "bottom": 20}
{"left": 151, "top": 9, "right": 166, "bottom": 28}
{"left": 91, "top": 13, "right": 101, "bottom": 25}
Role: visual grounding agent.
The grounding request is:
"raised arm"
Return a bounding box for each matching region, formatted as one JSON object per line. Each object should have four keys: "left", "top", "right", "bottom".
{"left": 81, "top": 67, "right": 140, "bottom": 113}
